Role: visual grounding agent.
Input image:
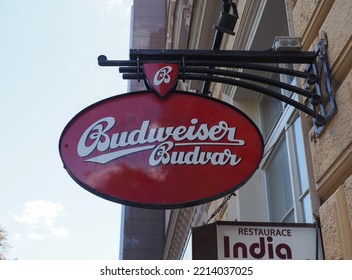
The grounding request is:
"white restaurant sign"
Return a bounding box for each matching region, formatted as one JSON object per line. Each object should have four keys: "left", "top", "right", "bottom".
{"left": 192, "top": 221, "right": 323, "bottom": 260}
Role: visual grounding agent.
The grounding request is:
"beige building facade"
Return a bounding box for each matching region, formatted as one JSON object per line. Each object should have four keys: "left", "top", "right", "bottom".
{"left": 163, "top": 0, "right": 352, "bottom": 260}
{"left": 293, "top": 0, "right": 352, "bottom": 259}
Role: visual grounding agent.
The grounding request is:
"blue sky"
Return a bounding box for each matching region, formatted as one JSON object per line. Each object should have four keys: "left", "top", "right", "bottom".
{"left": 0, "top": 0, "right": 132, "bottom": 259}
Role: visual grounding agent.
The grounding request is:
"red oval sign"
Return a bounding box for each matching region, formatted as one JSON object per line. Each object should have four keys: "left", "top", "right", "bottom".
{"left": 59, "top": 91, "right": 263, "bottom": 208}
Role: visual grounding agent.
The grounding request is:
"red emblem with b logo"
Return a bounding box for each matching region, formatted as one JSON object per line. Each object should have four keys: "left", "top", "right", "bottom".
{"left": 144, "top": 63, "right": 179, "bottom": 97}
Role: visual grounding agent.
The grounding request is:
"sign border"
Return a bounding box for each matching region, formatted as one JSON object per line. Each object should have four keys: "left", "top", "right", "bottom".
{"left": 59, "top": 90, "right": 264, "bottom": 209}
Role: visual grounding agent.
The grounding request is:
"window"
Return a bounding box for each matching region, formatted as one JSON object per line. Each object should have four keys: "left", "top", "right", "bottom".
{"left": 289, "top": 116, "right": 313, "bottom": 223}
{"left": 181, "top": 231, "right": 192, "bottom": 260}
{"left": 261, "top": 83, "right": 313, "bottom": 223}
{"left": 265, "top": 134, "right": 294, "bottom": 222}
{"left": 261, "top": 93, "right": 283, "bottom": 140}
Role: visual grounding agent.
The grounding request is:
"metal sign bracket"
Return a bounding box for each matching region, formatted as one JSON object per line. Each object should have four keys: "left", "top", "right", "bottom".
{"left": 98, "top": 39, "right": 336, "bottom": 137}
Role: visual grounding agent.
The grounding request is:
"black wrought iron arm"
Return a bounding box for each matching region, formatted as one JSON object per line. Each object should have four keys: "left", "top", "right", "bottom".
{"left": 98, "top": 41, "right": 336, "bottom": 136}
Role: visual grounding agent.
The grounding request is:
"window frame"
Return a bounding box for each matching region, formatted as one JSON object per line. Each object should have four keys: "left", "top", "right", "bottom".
{"left": 260, "top": 86, "right": 312, "bottom": 223}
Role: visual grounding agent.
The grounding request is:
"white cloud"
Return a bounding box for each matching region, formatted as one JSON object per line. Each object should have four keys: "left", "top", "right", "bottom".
{"left": 44, "top": 218, "right": 55, "bottom": 227}
{"left": 99, "top": 0, "right": 129, "bottom": 15}
{"left": 14, "top": 200, "right": 64, "bottom": 226}
{"left": 28, "top": 233, "right": 46, "bottom": 240}
{"left": 14, "top": 200, "right": 70, "bottom": 239}
{"left": 51, "top": 226, "right": 69, "bottom": 238}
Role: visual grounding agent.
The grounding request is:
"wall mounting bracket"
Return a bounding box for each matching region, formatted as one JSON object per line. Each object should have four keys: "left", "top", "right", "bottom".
{"left": 98, "top": 39, "right": 336, "bottom": 137}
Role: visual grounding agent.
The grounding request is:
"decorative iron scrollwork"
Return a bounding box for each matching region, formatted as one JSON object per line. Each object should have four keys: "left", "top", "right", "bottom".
{"left": 98, "top": 39, "right": 336, "bottom": 136}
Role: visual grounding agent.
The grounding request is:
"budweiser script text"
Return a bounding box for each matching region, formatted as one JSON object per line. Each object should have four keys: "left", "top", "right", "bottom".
{"left": 77, "top": 117, "right": 246, "bottom": 166}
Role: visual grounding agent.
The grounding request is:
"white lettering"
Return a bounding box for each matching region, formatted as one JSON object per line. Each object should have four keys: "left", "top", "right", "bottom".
{"left": 153, "top": 66, "right": 172, "bottom": 86}
{"left": 149, "top": 142, "right": 242, "bottom": 167}
{"left": 77, "top": 117, "right": 115, "bottom": 157}
{"left": 77, "top": 117, "right": 246, "bottom": 166}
